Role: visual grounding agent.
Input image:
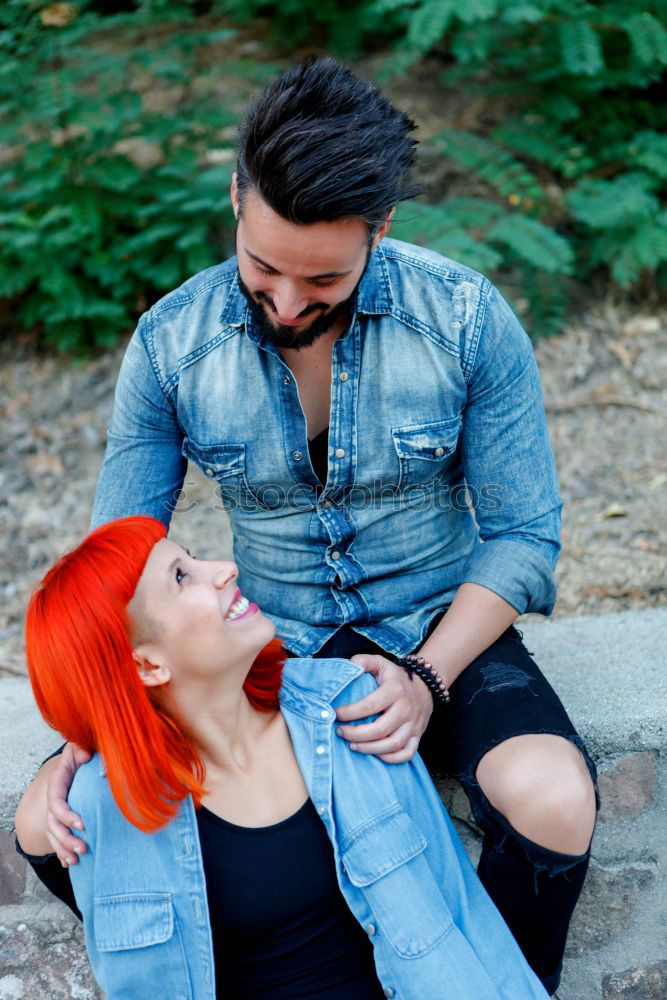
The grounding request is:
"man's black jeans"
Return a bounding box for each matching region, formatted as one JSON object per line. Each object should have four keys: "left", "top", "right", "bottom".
{"left": 308, "top": 617, "right": 600, "bottom": 996}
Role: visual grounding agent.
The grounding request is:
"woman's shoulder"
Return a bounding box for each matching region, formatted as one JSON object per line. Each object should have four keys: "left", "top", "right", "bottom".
{"left": 280, "top": 657, "right": 375, "bottom": 708}
{"left": 68, "top": 753, "right": 106, "bottom": 817}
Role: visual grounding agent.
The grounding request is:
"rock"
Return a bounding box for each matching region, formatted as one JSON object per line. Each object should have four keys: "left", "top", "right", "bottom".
{"left": 112, "top": 137, "right": 164, "bottom": 170}
{"left": 598, "top": 752, "right": 656, "bottom": 821}
{"left": 602, "top": 960, "right": 667, "bottom": 999}
{"left": 0, "top": 919, "right": 100, "bottom": 999}
{"left": 435, "top": 776, "right": 481, "bottom": 832}
{"left": 565, "top": 859, "right": 657, "bottom": 955}
{"left": 0, "top": 831, "right": 25, "bottom": 905}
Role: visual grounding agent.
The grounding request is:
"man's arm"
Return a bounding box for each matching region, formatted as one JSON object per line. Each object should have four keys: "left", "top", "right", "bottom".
{"left": 417, "top": 583, "right": 517, "bottom": 682}
{"left": 416, "top": 286, "right": 561, "bottom": 677}
{"left": 90, "top": 311, "right": 187, "bottom": 530}
{"left": 15, "top": 744, "right": 90, "bottom": 865}
{"left": 337, "top": 286, "right": 561, "bottom": 761}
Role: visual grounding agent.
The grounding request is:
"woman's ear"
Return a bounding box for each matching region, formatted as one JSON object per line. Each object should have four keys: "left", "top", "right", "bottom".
{"left": 132, "top": 647, "right": 171, "bottom": 688}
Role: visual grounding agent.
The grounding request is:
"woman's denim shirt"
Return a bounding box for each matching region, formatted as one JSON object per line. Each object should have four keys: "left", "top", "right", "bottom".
{"left": 68, "top": 658, "right": 548, "bottom": 1000}
{"left": 91, "top": 239, "right": 562, "bottom": 656}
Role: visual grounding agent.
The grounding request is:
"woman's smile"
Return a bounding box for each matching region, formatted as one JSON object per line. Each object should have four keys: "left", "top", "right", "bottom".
{"left": 223, "top": 588, "right": 259, "bottom": 622}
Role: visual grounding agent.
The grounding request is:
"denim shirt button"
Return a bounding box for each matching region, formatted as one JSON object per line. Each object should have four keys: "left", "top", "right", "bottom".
{"left": 339, "top": 371, "right": 349, "bottom": 382}
{"left": 293, "top": 451, "right": 303, "bottom": 461}
{"left": 323, "top": 500, "right": 332, "bottom": 509}
{"left": 320, "top": 709, "right": 331, "bottom": 719}
{"left": 317, "top": 805, "right": 326, "bottom": 815}
{"left": 365, "top": 923, "right": 376, "bottom": 936}
{"left": 334, "top": 447, "right": 345, "bottom": 458}
{"left": 383, "top": 988, "right": 395, "bottom": 998}
{"left": 331, "top": 551, "right": 341, "bottom": 560}
{"left": 283, "top": 376, "right": 291, "bottom": 385}
{"left": 205, "top": 468, "right": 214, "bottom": 478}
{"left": 316, "top": 744, "right": 326, "bottom": 756}
{"left": 434, "top": 447, "right": 444, "bottom": 457}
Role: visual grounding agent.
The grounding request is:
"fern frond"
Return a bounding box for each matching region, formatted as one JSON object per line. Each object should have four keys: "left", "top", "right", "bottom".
{"left": 629, "top": 131, "right": 667, "bottom": 181}
{"left": 433, "top": 128, "right": 545, "bottom": 205}
{"left": 624, "top": 12, "right": 667, "bottom": 67}
{"left": 559, "top": 20, "right": 604, "bottom": 76}
{"left": 456, "top": 0, "right": 498, "bottom": 23}
{"left": 609, "top": 217, "right": 667, "bottom": 287}
{"left": 404, "top": 0, "right": 457, "bottom": 56}
{"left": 566, "top": 173, "right": 660, "bottom": 231}
{"left": 486, "top": 215, "right": 574, "bottom": 274}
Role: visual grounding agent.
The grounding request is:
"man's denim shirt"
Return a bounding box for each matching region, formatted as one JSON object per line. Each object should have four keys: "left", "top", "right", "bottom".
{"left": 91, "top": 238, "right": 562, "bottom": 655}
{"left": 68, "top": 658, "right": 548, "bottom": 999}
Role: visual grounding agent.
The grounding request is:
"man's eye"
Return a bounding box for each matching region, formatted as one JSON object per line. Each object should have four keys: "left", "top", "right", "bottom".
{"left": 311, "top": 278, "right": 338, "bottom": 288}
{"left": 254, "top": 263, "right": 274, "bottom": 276}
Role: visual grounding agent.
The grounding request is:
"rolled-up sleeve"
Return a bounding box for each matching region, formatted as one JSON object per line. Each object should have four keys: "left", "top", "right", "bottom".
{"left": 459, "top": 286, "right": 562, "bottom": 616}
{"left": 90, "top": 312, "right": 186, "bottom": 531}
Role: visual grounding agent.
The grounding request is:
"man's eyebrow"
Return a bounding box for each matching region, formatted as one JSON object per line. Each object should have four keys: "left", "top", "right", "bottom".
{"left": 244, "top": 247, "right": 352, "bottom": 280}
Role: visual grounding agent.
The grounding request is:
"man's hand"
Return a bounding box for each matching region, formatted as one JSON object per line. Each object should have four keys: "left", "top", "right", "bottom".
{"left": 46, "top": 743, "right": 91, "bottom": 867}
{"left": 335, "top": 655, "right": 433, "bottom": 763}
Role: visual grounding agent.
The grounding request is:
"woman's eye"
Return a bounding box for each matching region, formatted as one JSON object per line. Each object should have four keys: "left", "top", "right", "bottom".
{"left": 254, "top": 263, "right": 274, "bottom": 276}
{"left": 175, "top": 567, "right": 187, "bottom": 585}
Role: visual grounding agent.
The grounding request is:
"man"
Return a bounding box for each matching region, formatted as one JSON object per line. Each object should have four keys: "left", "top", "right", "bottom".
{"left": 45, "top": 58, "right": 597, "bottom": 994}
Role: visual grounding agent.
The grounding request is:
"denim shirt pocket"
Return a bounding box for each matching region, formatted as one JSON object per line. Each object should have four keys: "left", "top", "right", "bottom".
{"left": 182, "top": 437, "right": 271, "bottom": 512}
{"left": 391, "top": 415, "right": 461, "bottom": 490}
{"left": 94, "top": 892, "right": 174, "bottom": 951}
{"left": 93, "top": 893, "right": 193, "bottom": 999}
{"left": 340, "top": 805, "right": 453, "bottom": 958}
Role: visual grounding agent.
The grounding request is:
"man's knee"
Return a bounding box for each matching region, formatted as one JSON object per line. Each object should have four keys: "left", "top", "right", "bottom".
{"left": 475, "top": 733, "right": 597, "bottom": 856}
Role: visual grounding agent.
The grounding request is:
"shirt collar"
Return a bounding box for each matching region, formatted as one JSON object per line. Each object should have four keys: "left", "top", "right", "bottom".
{"left": 280, "top": 656, "right": 365, "bottom": 720}
{"left": 218, "top": 243, "right": 394, "bottom": 340}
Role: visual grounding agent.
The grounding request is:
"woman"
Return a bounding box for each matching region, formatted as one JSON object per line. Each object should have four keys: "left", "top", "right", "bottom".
{"left": 16, "top": 517, "right": 548, "bottom": 999}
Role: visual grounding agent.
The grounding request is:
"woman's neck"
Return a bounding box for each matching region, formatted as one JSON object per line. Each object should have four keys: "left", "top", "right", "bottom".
{"left": 174, "top": 676, "right": 278, "bottom": 775}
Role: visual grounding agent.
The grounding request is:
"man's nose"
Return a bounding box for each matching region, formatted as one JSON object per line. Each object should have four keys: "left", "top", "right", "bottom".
{"left": 211, "top": 562, "right": 238, "bottom": 589}
{"left": 272, "top": 282, "right": 308, "bottom": 320}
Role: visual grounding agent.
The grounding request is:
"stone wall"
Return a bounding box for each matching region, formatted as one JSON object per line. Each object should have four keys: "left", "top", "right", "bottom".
{"left": 1, "top": 609, "right": 665, "bottom": 998}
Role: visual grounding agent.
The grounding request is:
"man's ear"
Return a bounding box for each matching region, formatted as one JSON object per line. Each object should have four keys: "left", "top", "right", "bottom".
{"left": 371, "top": 207, "right": 395, "bottom": 250}
{"left": 132, "top": 647, "right": 172, "bottom": 689}
{"left": 231, "top": 172, "right": 239, "bottom": 221}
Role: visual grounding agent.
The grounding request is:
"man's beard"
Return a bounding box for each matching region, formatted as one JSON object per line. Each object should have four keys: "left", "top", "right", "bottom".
{"left": 236, "top": 251, "right": 369, "bottom": 352}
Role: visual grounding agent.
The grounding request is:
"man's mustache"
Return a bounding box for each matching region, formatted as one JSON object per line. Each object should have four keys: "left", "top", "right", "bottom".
{"left": 254, "top": 291, "right": 328, "bottom": 318}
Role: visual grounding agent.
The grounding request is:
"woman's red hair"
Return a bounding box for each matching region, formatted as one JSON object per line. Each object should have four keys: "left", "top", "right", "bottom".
{"left": 25, "top": 517, "right": 285, "bottom": 832}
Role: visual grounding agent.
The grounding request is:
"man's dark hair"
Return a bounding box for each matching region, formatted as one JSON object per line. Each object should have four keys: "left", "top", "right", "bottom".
{"left": 235, "top": 57, "right": 420, "bottom": 233}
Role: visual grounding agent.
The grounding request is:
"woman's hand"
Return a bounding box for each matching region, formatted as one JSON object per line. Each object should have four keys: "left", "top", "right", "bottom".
{"left": 46, "top": 743, "right": 91, "bottom": 867}
{"left": 335, "top": 655, "right": 433, "bottom": 763}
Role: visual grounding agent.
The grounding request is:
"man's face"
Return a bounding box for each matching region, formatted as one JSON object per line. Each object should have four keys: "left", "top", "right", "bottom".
{"left": 232, "top": 185, "right": 380, "bottom": 351}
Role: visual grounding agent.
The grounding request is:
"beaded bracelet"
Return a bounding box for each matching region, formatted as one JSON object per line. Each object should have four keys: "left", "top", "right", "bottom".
{"left": 397, "top": 654, "right": 451, "bottom": 705}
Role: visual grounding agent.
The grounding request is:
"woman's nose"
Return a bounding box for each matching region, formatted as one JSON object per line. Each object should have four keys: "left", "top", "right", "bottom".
{"left": 211, "top": 562, "right": 238, "bottom": 589}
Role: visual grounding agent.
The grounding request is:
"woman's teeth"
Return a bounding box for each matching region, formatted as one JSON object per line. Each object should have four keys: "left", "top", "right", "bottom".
{"left": 225, "top": 595, "right": 250, "bottom": 621}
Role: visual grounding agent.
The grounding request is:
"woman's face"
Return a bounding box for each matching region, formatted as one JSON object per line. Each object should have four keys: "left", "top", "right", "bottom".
{"left": 128, "top": 539, "right": 275, "bottom": 687}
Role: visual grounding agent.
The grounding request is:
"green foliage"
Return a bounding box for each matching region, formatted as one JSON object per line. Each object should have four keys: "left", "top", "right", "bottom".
{"left": 2, "top": 0, "right": 666, "bottom": 349}
{"left": 214, "top": 0, "right": 667, "bottom": 334}
{"left": 376, "top": 0, "right": 667, "bottom": 333}
{"left": 0, "top": 0, "right": 264, "bottom": 352}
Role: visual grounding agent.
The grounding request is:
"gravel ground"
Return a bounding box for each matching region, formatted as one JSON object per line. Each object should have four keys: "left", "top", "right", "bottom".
{"left": 1, "top": 302, "right": 665, "bottom": 675}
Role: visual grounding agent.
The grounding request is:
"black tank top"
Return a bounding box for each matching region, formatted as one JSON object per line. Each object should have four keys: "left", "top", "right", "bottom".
{"left": 308, "top": 426, "right": 329, "bottom": 486}
{"left": 196, "top": 797, "right": 385, "bottom": 999}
